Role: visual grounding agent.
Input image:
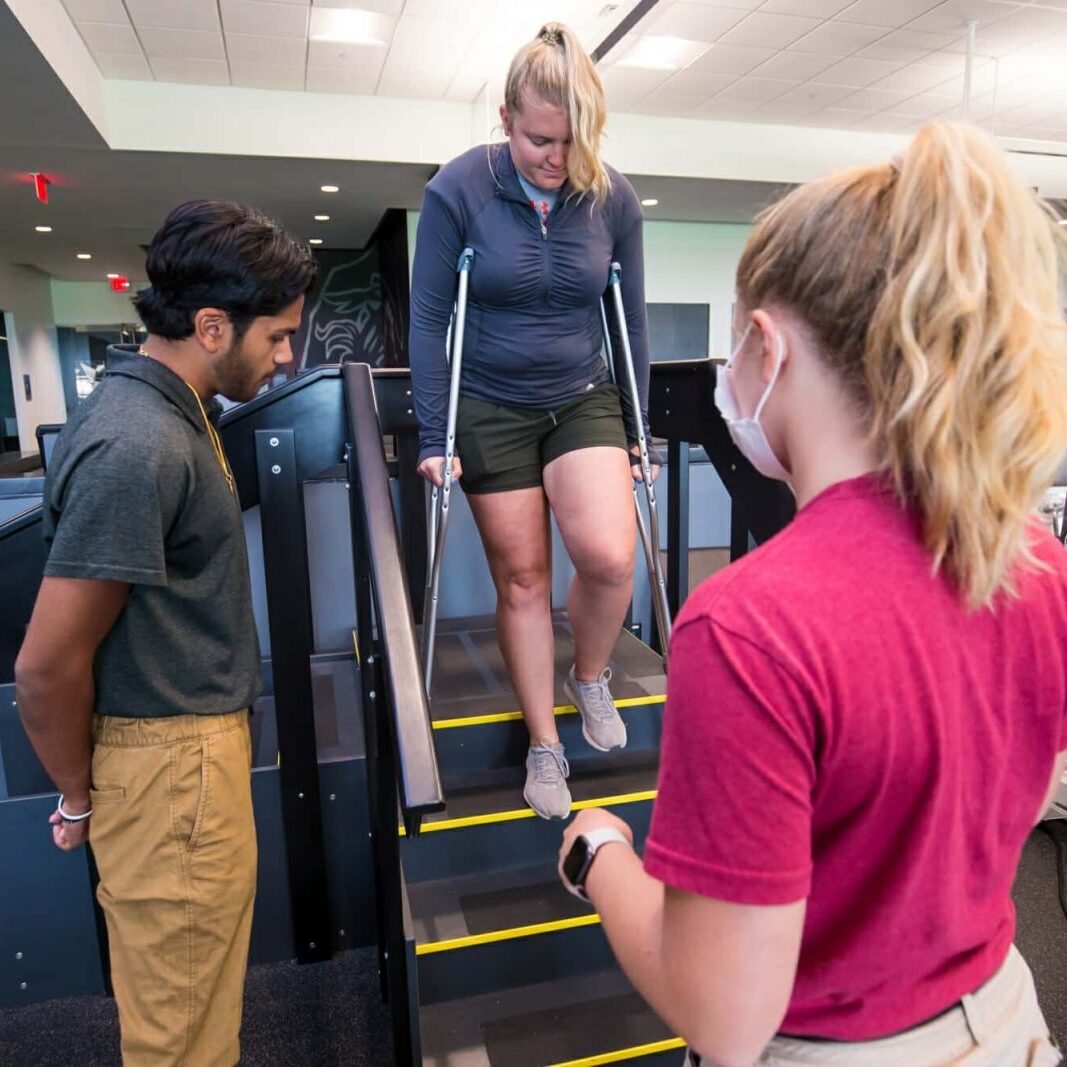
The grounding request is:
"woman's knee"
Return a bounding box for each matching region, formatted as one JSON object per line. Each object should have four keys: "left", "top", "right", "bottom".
{"left": 576, "top": 543, "right": 635, "bottom": 589}
{"left": 495, "top": 565, "right": 552, "bottom": 610}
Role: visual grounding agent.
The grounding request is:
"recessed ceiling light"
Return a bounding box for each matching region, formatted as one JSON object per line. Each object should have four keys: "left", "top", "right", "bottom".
{"left": 106, "top": 273, "right": 120, "bottom": 279}
{"left": 314, "top": 214, "right": 331, "bottom": 221}
{"left": 309, "top": 238, "right": 324, "bottom": 245}
{"left": 76, "top": 253, "right": 92, "bottom": 260}
{"left": 617, "top": 35, "right": 710, "bottom": 71}
{"left": 321, "top": 185, "right": 339, "bottom": 193}
{"left": 310, "top": 8, "right": 390, "bottom": 45}
{"left": 35, "top": 225, "right": 52, "bottom": 233}
{"left": 641, "top": 198, "right": 659, "bottom": 207}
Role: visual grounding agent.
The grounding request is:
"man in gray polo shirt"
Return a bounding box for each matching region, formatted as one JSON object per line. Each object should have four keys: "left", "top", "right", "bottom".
{"left": 15, "top": 200, "right": 316, "bottom": 1067}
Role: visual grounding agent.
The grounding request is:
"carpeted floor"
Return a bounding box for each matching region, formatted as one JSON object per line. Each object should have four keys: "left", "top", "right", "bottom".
{"left": 2, "top": 828, "right": 1065, "bottom": 1067}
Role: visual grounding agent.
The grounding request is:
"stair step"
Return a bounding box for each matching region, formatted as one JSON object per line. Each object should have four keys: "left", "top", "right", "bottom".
{"left": 401, "top": 752, "right": 659, "bottom": 883}
{"left": 420, "top": 967, "right": 683, "bottom": 1067}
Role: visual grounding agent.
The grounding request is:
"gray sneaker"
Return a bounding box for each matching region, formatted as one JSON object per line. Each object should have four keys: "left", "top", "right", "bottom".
{"left": 524, "top": 740, "right": 572, "bottom": 820}
{"left": 565, "top": 666, "right": 627, "bottom": 752}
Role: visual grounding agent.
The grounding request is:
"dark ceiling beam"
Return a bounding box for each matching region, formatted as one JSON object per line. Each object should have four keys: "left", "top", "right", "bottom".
{"left": 592, "top": 0, "right": 663, "bottom": 64}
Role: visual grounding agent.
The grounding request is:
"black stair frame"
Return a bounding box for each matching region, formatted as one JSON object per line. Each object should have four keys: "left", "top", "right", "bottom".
{"left": 344, "top": 363, "right": 445, "bottom": 1067}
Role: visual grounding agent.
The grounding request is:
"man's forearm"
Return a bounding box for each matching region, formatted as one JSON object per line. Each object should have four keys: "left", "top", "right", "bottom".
{"left": 16, "top": 668, "right": 95, "bottom": 807}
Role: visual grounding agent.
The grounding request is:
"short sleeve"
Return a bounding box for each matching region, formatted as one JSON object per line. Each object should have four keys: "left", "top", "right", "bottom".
{"left": 644, "top": 615, "right": 816, "bottom": 904}
{"left": 44, "top": 436, "right": 188, "bottom": 586}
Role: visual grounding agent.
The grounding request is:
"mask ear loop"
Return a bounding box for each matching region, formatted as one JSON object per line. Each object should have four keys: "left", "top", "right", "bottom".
{"left": 751, "top": 332, "right": 785, "bottom": 421}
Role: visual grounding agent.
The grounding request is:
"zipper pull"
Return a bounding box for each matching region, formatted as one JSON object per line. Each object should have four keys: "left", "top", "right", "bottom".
{"left": 540, "top": 220, "right": 547, "bottom": 239}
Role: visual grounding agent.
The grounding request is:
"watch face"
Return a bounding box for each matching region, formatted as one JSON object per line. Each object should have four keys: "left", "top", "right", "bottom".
{"left": 563, "top": 835, "right": 592, "bottom": 891}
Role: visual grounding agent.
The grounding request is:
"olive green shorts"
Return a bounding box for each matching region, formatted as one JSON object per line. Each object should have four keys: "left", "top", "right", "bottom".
{"left": 456, "top": 382, "right": 628, "bottom": 495}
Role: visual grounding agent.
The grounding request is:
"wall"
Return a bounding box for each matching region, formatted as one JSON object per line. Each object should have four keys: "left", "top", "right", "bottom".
{"left": 50, "top": 280, "right": 143, "bottom": 328}
{"left": 0, "top": 263, "right": 65, "bottom": 452}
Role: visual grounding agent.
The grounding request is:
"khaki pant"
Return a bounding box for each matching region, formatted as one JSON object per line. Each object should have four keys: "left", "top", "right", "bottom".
{"left": 687, "top": 946, "right": 1060, "bottom": 1067}
{"left": 89, "top": 710, "right": 258, "bottom": 1067}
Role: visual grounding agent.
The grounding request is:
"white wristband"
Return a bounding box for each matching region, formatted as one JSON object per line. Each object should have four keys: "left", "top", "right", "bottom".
{"left": 57, "top": 795, "right": 93, "bottom": 823}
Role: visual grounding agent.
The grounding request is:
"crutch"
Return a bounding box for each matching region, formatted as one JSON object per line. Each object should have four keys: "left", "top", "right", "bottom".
{"left": 423, "top": 246, "right": 475, "bottom": 695}
{"left": 601, "top": 261, "right": 672, "bottom": 664}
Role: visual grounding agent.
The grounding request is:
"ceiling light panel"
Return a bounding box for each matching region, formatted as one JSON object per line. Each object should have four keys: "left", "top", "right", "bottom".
{"left": 617, "top": 36, "right": 712, "bottom": 70}
{"left": 310, "top": 7, "right": 396, "bottom": 45}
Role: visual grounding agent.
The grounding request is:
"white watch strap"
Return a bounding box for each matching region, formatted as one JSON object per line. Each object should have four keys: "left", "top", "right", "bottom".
{"left": 582, "top": 826, "right": 631, "bottom": 857}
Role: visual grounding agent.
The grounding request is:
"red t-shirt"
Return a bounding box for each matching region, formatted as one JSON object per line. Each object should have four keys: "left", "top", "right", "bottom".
{"left": 644, "top": 473, "right": 1067, "bottom": 1040}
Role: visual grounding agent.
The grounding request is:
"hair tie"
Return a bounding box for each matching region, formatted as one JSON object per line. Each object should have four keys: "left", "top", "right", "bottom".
{"left": 539, "top": 27, "right": 562, "bottom": 46}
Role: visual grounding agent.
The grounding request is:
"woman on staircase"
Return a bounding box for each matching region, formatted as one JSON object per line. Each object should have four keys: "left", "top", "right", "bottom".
{"left": 409, "top": 22, "right": 658, "bottom": 820}
{"left": 560, "top": 121, "right": 1067, "bottom": 1066}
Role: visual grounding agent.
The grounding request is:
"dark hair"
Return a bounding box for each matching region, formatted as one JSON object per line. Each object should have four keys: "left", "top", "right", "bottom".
{"left": 134, "top": 199, "right": 317, "bottom": 340}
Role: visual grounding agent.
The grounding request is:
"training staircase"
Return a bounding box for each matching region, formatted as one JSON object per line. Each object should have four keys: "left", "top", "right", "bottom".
{"left": 344, "top": 360, "right": 793, "bottom": 1067}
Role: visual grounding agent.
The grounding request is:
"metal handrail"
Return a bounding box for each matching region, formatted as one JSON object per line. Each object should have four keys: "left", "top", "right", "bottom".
{"left": 342, "top": 362, "right": 444, "bottom": 822}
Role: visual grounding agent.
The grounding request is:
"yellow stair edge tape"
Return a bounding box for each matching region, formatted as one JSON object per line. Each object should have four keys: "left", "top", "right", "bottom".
{"left": 432, "top": 694, "right": 665, "bottom": 731}
{"left": 547, "top": 1036, "right": 687, "bottom": 1066}
{"left": 416, "top": 912, "right": 601, "bottom": 956}
{"left": 399, "top": 789, "right": 657, "bottom": 837}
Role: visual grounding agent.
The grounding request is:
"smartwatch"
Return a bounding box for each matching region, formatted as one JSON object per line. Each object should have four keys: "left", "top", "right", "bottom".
{"left": 560, "top": 827, "right": 631, "bottom": 902}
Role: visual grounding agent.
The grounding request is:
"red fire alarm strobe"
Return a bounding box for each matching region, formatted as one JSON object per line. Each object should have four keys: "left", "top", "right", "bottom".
{"left": 31, "top": 173, "right": 49, "bottom": 204}
{"left": 109, "top": 276, "right": 131, "bottom": 292}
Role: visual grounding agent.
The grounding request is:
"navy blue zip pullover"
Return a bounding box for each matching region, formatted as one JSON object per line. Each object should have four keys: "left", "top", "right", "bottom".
{"left": 410, "top": 142, "right": 652, "bottom": 465}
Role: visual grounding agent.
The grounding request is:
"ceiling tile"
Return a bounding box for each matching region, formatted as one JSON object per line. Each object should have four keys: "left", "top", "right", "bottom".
{"left": 849, "top": 111, "right": 920, "bottom": 131}
{"left": 633, "top": 91, "right": 710, "bottom": 115}
{"left": 687, "top": 0, "right": 763, "bottom": 10}
{"left": 138, "top": 27, "right": 227, "bottom": 60}
{"left": 307, "top": 39, "right": 388, "bottom": 69}
{"left": 62, "top": 0, "right": 129, "bottom": 20}
{"left": 661, "top": 67, "right": 738, "bottom": 94}
{"left": 76, "top": 20, "right": 141, "bottom": 55}
{"left": 906, "top": 0, "right": 1024, "bottom": 35}
{"left": 853, "top": 27, "right": 959, "bottom": 61}
{"left": 804, "top": 105, "right": 867, "bottom": 126}
{"left": 838, "top": 86, "right": 911, "bottom": 110}
{"left": 94, "top": 51, "right": 153, "bottom": 78}
{"left": 717, "top": 75, "right": 799, "bottom": 100}
{"left": 230, "top": 58, "right": 305, "bottom": 90}
{"left": 315, "top": 0, "right": 403, "bottom": 10}
{"left": 719, "top": 11, "right": 822, "bottom": 48}
{"left": 835, "top": 0, "right": 943, "bottom": 28}
{"left": 148, "top": 56, "right": 230, "bottom": 85}
{"left": 775, "top": 80, "right": 856, "bottom": 106}
{"left": 693, "top": 98, "right": 768, "bottom": 121}
{"left": 600, "top": 65, "right": 675, "bottom": 108}
{"left": 791, "top": 19, "right": 888, "bottom": 54}
{"left": 888, "top": 91, "right": 958, "bottom": 117}
{"left": 816, "top": 55, "right": 905, "bottom": 86}
{"left": 868, "top": 59, "right": 958, "bottom": 93}
{"left": 647, "top": 3, "right": 751, "bottom": 41}
{"left": 755, "top": 99, "right": 820, "bottom": 120}
{"left": 376, "top": 15, "right": 468, "bottom": 99}
{"left": 126, "top": 0, "right": 220, "bottom": 32}
{"left": 750, "top": 49, "right": 838, "bottom": 79}
{"left": 220, "top": 1, "right": 309, "bottom": 38}
{"left": 306, "top": 64, "right": 382, "bottom": 94}
{"left": 225, "top": 33, "right": 307, "bottom": 65}
{"left": 378, "top": 67, "right": 454, "bottom": 98}
{"left": 758, "top": 0, "right": 855, "bottom": 16}
{"left": 688, "top": 42, "right": 777, "bottom": 74}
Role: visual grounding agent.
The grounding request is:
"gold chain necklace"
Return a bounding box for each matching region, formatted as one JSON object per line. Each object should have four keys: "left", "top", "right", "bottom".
{"left": 138, "top": 348, "right": 236, "bottom": 497}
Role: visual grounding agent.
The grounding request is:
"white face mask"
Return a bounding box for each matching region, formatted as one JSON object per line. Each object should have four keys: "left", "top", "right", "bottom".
{"left": 714, "top": 324, "right": 792, "bottom": 484}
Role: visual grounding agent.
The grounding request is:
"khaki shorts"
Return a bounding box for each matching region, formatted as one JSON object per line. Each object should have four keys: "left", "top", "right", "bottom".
{"left": 455, "top": 382, "right": 628, "bottom": 495}
{"left": 686, "top": 945, "right": 1060, "bottom": 1067}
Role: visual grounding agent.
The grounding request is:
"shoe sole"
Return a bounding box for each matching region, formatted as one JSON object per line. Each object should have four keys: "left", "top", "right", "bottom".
{"left": 565, "top": 682, "right": 628, "bottom": 754}
{"left": 523, "top": 786, "right": 571, "bottom": 821}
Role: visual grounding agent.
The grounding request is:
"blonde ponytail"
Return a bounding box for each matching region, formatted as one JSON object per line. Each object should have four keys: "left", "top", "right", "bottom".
{"left": 504, "top": 22, "right": 611, "bottom": 204}
{"left": 737, "top": 121, "right": 1067, "bottom": 607}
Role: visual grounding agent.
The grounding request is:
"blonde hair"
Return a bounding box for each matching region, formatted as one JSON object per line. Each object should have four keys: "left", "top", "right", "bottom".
{"left": 737, "top": 121, "right": 1067, "bottom": 608}
{"left": 504, "top": 22, "right": 610, "bottom": 204}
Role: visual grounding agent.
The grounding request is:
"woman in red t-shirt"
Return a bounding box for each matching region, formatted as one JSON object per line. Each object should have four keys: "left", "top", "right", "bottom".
{"left": 558, "top": 121, "right": 1067, "bottom": 1066}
